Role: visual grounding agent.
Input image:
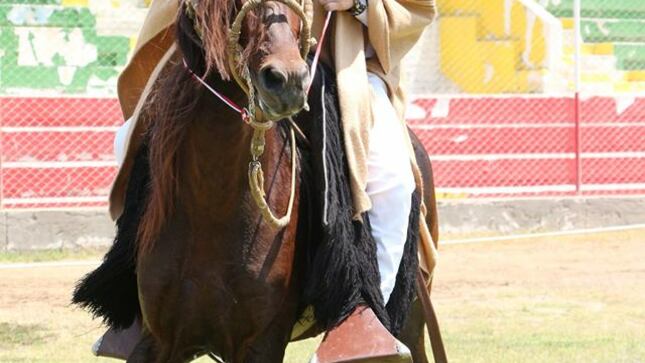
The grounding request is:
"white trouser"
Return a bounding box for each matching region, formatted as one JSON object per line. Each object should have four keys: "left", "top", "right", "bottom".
{"left": 366, "top": 73, "right": 416, "bottom": 304}
{"left": 113, "top": 74, "right": 415, "bottom": 304}
{"left": 114, "top": 118, "right": 131, "bottom": 167}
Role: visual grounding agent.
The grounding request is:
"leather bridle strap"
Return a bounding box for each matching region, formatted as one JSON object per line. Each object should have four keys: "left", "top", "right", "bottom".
{"left": 416, "top": 269, "right": 448, "bottom": 363}
{"left": 183, "top": 59, "right": 246, "bottom": 116}
{"left": 184, "top": 1, "right": 330, "bottom": 229}
{"left": 307, "top": 11, "right": 332, "bottom": 94}
{"left": 227, "top": 0, "right": 314, "bottom": 95}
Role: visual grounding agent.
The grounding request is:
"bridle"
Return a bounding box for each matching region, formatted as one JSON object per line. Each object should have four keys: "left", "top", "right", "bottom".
{"left": 183, "top": 0, "right": 331, "bottom": 229}
{"left": 227, "top": 0, "right": 314, "bottom": 95}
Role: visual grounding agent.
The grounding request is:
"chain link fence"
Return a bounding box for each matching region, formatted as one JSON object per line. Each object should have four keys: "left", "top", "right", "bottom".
{"left": 0, "top": 0, "right": 146, "bottom": 208}
{"left": 405, "top": 0, "right": 645, "bottom": 199}
{"left": 0, "top": 0, "right": 644, "bottom": 209}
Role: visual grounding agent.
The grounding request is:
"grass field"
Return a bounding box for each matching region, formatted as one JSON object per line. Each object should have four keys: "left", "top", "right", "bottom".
{"left": 1, "top": 228, "right": 644, "bottom": 363}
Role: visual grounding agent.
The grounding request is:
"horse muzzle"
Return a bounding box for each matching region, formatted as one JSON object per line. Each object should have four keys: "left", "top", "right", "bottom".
{"left": 256, "top": 61, "right": 310, "bottom": 120}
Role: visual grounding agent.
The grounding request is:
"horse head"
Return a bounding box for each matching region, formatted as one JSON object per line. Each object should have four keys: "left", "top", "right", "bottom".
{"left": 177, "top": 0, "right": 312, "bottom": 120}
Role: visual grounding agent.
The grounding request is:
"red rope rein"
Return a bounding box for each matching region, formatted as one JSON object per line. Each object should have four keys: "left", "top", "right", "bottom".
{"left": 307, "top": 11, "right": 332, "bottom": 94}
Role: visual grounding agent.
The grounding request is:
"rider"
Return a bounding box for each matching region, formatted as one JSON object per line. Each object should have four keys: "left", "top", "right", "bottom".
{"left": 109, "top": 0, "right": 436, "bottom": 361}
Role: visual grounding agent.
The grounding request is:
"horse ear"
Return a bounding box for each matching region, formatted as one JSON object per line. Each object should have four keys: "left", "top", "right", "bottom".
{"left": 176, "top": 6, "right": 207, "bottom": 76}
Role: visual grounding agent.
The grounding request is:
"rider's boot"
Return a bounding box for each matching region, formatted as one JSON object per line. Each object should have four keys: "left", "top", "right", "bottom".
{"left": 92, "top": 318, "right": 142, "bottom": 360}
{"left": 310, "top": 306, "right": 412, "bottom": 363}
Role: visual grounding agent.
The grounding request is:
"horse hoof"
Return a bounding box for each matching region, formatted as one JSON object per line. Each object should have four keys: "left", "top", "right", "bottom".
{"left": 310, "top": 307, "right": 412, "bottom": 363}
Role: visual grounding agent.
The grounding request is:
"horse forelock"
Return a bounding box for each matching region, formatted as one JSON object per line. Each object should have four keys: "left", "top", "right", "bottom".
{"left": 180, "top": 0, "right": 268, "bottom": 80}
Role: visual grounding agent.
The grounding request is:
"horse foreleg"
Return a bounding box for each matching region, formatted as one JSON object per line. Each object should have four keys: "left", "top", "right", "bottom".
{"left": 398, "top": 298, "right": 429, "bottom": 363}
{"left": 127, "top": 332, "right": 203, "bottom": 363}
{"left": 239, "top": 320, "right": 293, "bottom": 363}
{"left": 126, "top": 332, "right": 158, "bottom": 363}
{"left": 126, "top": 331, "right": 196, "bottom": 363}
{"left": 240, "top": 299, "right": 298, "bottom": 363}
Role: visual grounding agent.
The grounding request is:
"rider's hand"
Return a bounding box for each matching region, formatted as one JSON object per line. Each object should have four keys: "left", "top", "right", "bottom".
{"left": 317, "top": 0, "right": 354, "bottom": 12}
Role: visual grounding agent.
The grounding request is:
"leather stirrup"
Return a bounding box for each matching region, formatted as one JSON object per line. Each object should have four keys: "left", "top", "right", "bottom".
{"left": 417, "top": 269, "right": 448, "bottom": 363}
{"left": 311, "top": 306, "right": 412, "bottom": 363}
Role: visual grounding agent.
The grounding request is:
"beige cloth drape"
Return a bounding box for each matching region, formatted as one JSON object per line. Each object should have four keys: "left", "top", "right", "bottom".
{"left": 109, "top": 0, "right": 438, "bottom": 275}
{"left": 111, "top": 0, "right": 436, "bottom": 219}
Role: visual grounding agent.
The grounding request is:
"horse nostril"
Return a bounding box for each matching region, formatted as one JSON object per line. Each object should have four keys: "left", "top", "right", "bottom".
{"left": 260, "top": 66, "right": 287, "bottom": 91}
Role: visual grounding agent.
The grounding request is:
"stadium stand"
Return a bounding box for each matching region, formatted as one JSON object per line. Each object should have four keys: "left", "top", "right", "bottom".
{"left": 436, "top": 0, "right": 645, "bottom": 93}
{"left": 436, "top": 0, "right": 563, "bottom": 93}
{"left": 548, "top": 0, "right": 645, "bottom": 92}
{"left": 0, "top": 0, "right": 643, "bottom": 206}
{"left": 0, "top": 0, "right": 146, "bottom": 208}
{"left": 0, "top": 0, "right": 146, "bottom": 95}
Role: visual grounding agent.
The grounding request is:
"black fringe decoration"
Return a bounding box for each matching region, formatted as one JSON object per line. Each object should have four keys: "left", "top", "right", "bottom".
{"left": 71, "top": 145, "right": 148, "bottom": 329}
{"left": 386, "top": 190, "right": 421, "bottom": 336}
{"left": 294, "top": 62, "right": 385, "bottom": 331}
{"left": 295, "top": 60, "right": 421, "bottom": 334}
{"left": 71, "top": 59, "right": 420, "bottom": 338}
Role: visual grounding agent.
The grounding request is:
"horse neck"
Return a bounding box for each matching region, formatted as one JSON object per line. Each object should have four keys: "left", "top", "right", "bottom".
{"left": 178, "top": 83, "right": 287, "bottom": 227}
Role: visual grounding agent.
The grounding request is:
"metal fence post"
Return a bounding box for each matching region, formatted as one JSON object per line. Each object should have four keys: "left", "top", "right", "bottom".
{"left": 573, "top": 0, "right": 582, "bottom": 194}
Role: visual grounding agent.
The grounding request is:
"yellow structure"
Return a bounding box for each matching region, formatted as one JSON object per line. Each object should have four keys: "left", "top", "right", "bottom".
{"left": 438, "top": 0, "right": 549, "bottom": 93}
{"left": 61, "top": 0, "right": 89, "bottom": 6}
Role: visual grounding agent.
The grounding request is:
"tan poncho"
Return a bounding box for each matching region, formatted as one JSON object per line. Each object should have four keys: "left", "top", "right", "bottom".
{"left": 110, "top": 0, "right": 438, "bottom": 275}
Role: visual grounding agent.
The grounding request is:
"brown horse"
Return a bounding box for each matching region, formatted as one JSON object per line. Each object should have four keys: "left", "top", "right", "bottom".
{"left": 73, "top": 1, "right": 439, "bottom": 362}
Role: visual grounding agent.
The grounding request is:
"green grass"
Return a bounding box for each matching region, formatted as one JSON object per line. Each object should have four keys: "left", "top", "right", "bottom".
{"left": 3, "top": 286, "right": 642, "bottom": 362}
{"left": 0, "top": 247, "right": 105, "bottom": 263}
{"left": 436, "top": 292, "right": 645, "bottom": 363}
{"left": 1, "top": 231, "right": 644, "bottom": 362}
{"left": 0, "top": 322, "right": 50, "bottom": 351}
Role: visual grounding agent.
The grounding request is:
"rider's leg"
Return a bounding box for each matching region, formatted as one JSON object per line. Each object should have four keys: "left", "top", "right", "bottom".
{"left": 312, "top": 74, "right": 415, "bottom": 363}
{"left": 366, "top": 73, "right": 416, "bottom": 304}
{"left": 114, "top": 118, "right": 133, "bottom": 167}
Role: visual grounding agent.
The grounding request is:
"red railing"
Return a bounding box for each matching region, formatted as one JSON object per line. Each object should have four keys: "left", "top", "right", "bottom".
{"left": 1, "top": 95, "right": 644, "bottom": 208}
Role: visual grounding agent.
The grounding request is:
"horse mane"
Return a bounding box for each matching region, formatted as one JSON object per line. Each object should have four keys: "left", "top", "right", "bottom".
{"left": 136, "top": 0, "right": 270, "bottom": 252}
{"left": 135, "top": 68, "right": 193, "bottom": 253}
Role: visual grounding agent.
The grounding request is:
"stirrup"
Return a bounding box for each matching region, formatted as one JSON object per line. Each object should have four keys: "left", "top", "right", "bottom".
{"left": 310, "top": 307, "right": 412, "bottom": 363}
{"left": 92, "top": 319, "right": 142, "bottom": 360}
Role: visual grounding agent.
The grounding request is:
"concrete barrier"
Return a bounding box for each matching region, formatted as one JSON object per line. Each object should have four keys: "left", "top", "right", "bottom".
{"left": 1, "top": 196, "right": 644, "bottom": 251}
{"left": 438, "top": 196, "right": 645, "bottom": 236}
{"left": 2, "top": 209, "right": 114, "bottom": 251}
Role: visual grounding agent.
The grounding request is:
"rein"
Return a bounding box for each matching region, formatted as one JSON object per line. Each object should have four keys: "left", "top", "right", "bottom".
{"left": 183, "top": 0, "right": 331, "bottom": 229}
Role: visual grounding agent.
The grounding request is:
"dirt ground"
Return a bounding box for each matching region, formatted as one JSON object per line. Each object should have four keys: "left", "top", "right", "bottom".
{"left": 1, "top": 228, "right": 644, "bottom": 362}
